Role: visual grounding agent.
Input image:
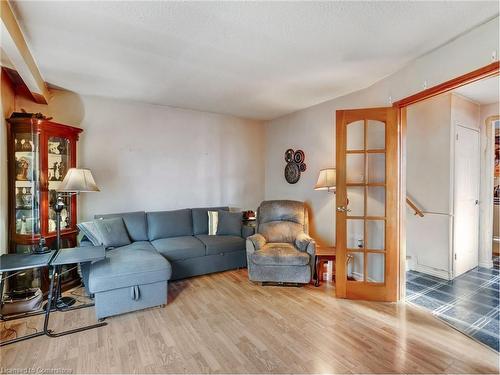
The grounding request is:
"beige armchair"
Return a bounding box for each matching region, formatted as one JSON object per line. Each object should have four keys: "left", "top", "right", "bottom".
{"left": 246, "top": 200, "right": 315, "bottom": 284}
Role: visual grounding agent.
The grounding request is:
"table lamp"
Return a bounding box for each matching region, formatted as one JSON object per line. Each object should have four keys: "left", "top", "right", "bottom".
{"left": 53, "top": 168, "right": 99, "bottom": 308}
{"left": 314, "top": 168, "right": 336, "bottom": 193}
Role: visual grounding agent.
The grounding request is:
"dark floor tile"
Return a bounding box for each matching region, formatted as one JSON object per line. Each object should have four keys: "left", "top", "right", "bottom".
{"left": 482, "top": 317, "right": 500, "bottom": 336}
{"left": 447, "top": 277, "right": 479, "bottom": 290}
{"left": 468, "top": 291, "right": 500, "bottom": 306}
{"left": 435, "top": 284, "right": 475, "bottom": 297}
{"left": 470, "top": 330, "right": 499, "bottom": 352}
{"left": 476, "top": 267, "right": 500, "bottom": 276}
{"left": 453, "top": 300, "right": 497, "bottom": 316}
{"left": 425, "top": 289, "right": 457, "bottom": 303}
{"left": 406, "top": 265, "right": 499, "bottom": 352}
{"left": 410, "top": 295, "right": 445, "bottom": 311}
{"left": 406, "top": 281, "right": 429, "bottom": 293}
{"left": 440, "top": 315, "right": 474, "bottom": 332}
{"left": 464, "top": 270, "right": 496, "bottom": 281}
{"left": 410, "top": 276, "right": 442, "bottom": 288}
{"left": 444, "top": 305, "right": 484, "bottom": 325}
{"left": 488, "top": 282, "right": 500, "bottom": 292}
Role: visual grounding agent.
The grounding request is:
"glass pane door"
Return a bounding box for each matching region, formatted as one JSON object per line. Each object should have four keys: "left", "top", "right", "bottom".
{"left": 336, "top": 107, "right": 399, "bottom": 302}
{"left": 14, "top": 133, "right": 40, "bottom": 238}
{"left": 345, "top": 119, "right": 386, "bottom": 283}
{"left": 47, "top": 136, "right": 72, "bottom": 233}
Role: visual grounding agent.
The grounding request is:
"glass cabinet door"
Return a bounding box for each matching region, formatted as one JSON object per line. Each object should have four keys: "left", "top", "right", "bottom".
{"left": 14, "top": 132, "right": 40, "bottom": 240}
{"left": 13, "top": 131, "right": 42, "bottom": 289}
{"left": 47, "top": 136, "right": 72, "bottom": 233}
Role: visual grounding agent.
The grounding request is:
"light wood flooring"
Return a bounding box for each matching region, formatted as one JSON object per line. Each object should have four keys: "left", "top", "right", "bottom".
{"left": 1, "top": 269, "right": 499, "bottom": 374}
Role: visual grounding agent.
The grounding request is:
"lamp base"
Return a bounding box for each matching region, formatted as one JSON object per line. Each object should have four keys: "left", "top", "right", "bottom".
{"left": 32, "top": 248, "right": 51, "bottom": 255}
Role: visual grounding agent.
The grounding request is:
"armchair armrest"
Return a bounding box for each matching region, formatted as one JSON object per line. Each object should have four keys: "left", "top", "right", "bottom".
{"left": 295, "top": 232, "right": 316, "bottom": 256}
{"left": 246, "top": 233, "right": 267, "bottom": 254}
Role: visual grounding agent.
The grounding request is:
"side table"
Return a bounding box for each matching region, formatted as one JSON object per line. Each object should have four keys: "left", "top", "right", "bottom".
{"left": 0, "top": 251, "right": 56, "bottom": 346}
{"left": 43, "top": 246, "right": 107, "bottom": 337}
{"left": 314, "top": 246, "right": 336, "bottom": 287}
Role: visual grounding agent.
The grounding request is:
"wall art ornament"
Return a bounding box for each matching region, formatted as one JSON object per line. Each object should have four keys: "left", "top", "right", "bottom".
{"left": 284, "top": 148, "right": 306, "bottom": 184}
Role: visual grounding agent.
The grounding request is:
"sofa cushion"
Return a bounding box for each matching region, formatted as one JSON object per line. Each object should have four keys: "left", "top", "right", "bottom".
{"left": 196, "top": 235, "right": 245, "bottom": 255}
{"left": 192, "top": 207, "right": 229, "bottom": 235}
{"left": 147, "top": 209, "right": 193, "bottom": 240}
{"left": 89, "top": 241, "right": 171, "bottom": 293}
{"left": 216, "top": 210, "right": 242, "bottom": 236}
{"left": 93, "top": 217, "right": 131, "bottom": 249}
{"left": 251, "top": 243, "right": 310, "bottom": 266}
{"left": 94, "top": 211, "right": 148, "bottom": 242}
{"left": 151, "top": 236, "right": 205, "bottom": 261}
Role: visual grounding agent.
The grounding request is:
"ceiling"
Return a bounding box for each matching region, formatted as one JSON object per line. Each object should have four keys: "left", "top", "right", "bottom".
{"left": 10, "top": 1, "right": 499, "bottom": 120}
{"left": 453, "top": 76, "right": 499, "bottom": 105}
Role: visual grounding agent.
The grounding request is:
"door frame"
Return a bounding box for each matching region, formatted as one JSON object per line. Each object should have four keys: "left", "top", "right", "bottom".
{"left": 393, "top": 61, "right": 499, "bottom": 299}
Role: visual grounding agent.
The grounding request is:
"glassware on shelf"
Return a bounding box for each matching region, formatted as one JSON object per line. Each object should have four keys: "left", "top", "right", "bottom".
{"left": 47, "top": 136, "right": 71, "bottom": 232}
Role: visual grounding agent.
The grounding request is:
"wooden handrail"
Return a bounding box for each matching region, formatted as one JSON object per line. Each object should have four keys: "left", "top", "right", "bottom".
{"left": 406, "top": 196, "right": 424, "bottom": 217}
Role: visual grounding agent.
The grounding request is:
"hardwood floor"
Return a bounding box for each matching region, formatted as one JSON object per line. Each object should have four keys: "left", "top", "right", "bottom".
{"left": 1, "top": 269, "right": 498, "bottom": 374}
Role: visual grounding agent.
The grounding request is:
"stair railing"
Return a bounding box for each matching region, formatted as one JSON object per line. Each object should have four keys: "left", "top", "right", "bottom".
{"left": 406, "top": 196, "right": 424, "bottom": 217}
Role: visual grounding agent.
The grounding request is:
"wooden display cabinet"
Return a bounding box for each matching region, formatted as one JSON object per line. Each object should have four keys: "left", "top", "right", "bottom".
{"left": 6, "top": 113, "right": 83, "bottom": 294}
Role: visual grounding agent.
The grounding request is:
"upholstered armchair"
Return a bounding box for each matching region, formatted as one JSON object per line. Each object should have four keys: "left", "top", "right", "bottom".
{"left": 246, "top": 200, "right": 316, "bottom": 284}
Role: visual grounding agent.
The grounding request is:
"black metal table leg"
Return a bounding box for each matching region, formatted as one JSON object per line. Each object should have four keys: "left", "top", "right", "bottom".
{"left": 43, "top": 266, "right": 107, "bottom": 338}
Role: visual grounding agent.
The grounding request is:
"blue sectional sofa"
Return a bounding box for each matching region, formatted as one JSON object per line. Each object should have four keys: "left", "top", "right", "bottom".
{"left": 81, "top": 207, "right": 252, "bottom": 319}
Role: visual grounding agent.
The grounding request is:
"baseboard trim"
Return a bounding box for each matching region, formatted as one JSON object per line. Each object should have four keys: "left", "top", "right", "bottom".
{"left": 478, "top": 260, "right": 494, "bottom": 269}
{"left": 410, "top": 264, "right": 450, "bottom": 280}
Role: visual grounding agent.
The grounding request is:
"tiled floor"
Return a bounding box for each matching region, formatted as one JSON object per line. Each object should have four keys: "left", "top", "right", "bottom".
{"left": 406, "top": 256, "right": 499, "bottom": 352}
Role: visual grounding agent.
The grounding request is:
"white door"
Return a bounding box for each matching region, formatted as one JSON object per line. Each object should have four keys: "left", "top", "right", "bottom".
{"left": 453, "top": 125, "right": 480, "bottom": 277}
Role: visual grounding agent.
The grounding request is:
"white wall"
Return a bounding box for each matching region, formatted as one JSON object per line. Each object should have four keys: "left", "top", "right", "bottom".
{"left": 14, "top": 90, "right": 266, "bottom": 221}
{"left": 265, "top": 17, "right": 499, "bottom": 247}
{"left": 77, "top": 96, "right": 265, "bottom": 220}
{"left": 406, "top": 94, "right": 453, "bottom": 278}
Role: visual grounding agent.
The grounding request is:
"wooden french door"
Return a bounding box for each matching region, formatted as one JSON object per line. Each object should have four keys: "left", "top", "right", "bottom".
{"left": 335, "top": 107, "right": 400, "bottom": 301}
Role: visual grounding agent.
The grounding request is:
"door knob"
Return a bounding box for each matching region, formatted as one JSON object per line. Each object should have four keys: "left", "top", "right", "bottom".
{"left": 337, "top": 206, "right": 351, "bottom": 213}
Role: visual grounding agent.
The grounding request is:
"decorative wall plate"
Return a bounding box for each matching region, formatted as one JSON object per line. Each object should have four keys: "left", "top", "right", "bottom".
{"left": 293, "top": 149, "right": 305, "bottom": 164}
{"left": 283, "top": 148, "right": 307, "bottom": 184}
{"left": 285, "top": 162, "right": 300, "bottom": 184}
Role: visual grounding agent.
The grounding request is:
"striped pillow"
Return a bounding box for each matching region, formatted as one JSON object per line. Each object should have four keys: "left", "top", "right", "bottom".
{"left": 207, "top": 211, "right": 218, "bottom": 235}
{"left": 77, "top": 221, "right": 103, "bottom": 246}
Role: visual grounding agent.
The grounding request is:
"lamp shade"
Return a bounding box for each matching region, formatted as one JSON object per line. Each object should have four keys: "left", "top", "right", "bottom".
{"left": 57, "top": 168, "right": 100, "bottom": 193}
{"left": 314, "top": 168, "right": 336, "bottom": 191}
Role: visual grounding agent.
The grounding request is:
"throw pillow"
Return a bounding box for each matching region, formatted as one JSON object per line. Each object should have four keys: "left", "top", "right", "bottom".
{"left": 93, "top": 217, "right": 131, "bottom": 249}
{"left": 207, "top": 211, "right": 218, "bottom": 235}
{"left": 216, "top": 210, "right": 242, "bottom": 236}
{"left": 77, "top": 221, "right": 103, "bottom": 246}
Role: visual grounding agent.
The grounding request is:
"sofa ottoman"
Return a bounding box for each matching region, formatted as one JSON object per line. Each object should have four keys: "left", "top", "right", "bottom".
{"left": 88, "top": 242, "right": 171, "bottom": 319}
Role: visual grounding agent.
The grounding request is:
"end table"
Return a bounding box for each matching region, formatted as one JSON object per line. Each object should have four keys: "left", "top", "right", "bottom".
{"left": 314, "top": 246, "right": 336, "bottom": 287}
